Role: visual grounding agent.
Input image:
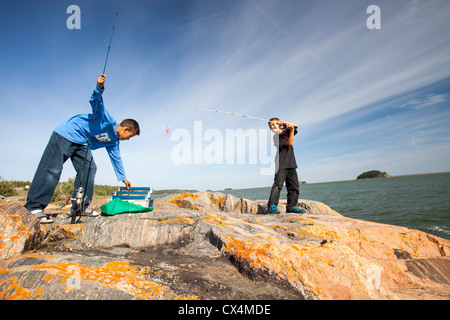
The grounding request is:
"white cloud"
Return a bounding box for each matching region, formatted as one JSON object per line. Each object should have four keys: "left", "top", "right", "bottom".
{"left": 398, "top": 94, "right": 448, "bottom": 109}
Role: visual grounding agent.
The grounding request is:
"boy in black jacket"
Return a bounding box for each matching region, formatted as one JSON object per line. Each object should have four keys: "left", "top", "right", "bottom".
{"left": 267, "top": 118, "right": 305, "bottom": 215}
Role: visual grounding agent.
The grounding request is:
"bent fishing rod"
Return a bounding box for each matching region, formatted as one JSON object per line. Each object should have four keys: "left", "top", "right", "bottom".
{"left": 165, "top": 107, "right": 271, "bottom": 135}
{"left": 71, "top": 12, "right": 118, "bottom": 224}
{"left": 175, "top": 107, "right": 269, "bottom": 122}
{"left": 169, "top": 107, "right": 298, "bottom": 132}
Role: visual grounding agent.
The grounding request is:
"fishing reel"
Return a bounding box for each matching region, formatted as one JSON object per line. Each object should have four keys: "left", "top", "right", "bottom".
{"left": 70, "top": 186, "right": 84, "bottom": 224}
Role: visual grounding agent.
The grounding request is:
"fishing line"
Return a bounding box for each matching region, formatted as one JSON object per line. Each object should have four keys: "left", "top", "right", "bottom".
{"left": 71, "top": 12, "right": 119, "bottom": 224}
{"left": 175, "top": 107, "right": 269, "bottom": 121}
{"left": 190, "top": 107, "right": 269, "bottom": 122}
{"left": 164, "top": 107, "right": 270, "bottom": 135}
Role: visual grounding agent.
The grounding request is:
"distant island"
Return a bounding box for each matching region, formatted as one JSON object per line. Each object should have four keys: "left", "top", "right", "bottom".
{"left": 357, "top": 170, "right": 393, "bottom": 180}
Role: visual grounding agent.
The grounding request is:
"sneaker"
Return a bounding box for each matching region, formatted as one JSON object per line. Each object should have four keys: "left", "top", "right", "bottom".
{"left": 286, "top": 206, "right": 306, "bottom": 214}
{"left": 30, "top": 209, "right": 54, "bottom": 224}
{"left": 83, "top": 207, "right": 99, "bottom": 217}
{"left": 39, "top": 216, "right": 54, "bottom": 224}
{"left": 267, "top": 204, "right": 280, "bottom": 215}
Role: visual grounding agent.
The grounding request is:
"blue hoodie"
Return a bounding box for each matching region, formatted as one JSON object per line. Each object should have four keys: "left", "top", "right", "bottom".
{"left": 54, "top": 86, "right": 126, "bottom": 182}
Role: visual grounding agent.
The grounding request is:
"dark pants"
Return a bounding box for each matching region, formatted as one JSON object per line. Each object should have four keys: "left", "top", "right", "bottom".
{"left": 268, "top": 168, "right": 299, "bottom": 210}
{"left": 24, "top": 132, "right": 96, "bottom": 212}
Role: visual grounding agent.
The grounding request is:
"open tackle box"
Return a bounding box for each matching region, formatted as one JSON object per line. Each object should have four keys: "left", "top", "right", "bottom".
{"left": 112, "top": 187, "right": 153, "bottom": 208}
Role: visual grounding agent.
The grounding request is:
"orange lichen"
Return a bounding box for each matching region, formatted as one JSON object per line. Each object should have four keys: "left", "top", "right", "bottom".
{"left": 52, "top": 223, "right": 85, "bottom": 238}
{"left": 169, "top": 193, "right": 197, "bottom": 203}
{"left": 169, "top": 193, "right": 199, "bottom": 208}
{"left": 141, "top": 217, "right": 195, "bottom": 225}
{"left": 0, "top": 277, "right": 43, "bottom": 300}
{"left": 1, "top": 210, "right": 37, "bottom": 259}
{"left": 176, "top": 295, "right": 200, "bottom": 300}
{"left": 204, "top": 213, "right": 238, "bottom": 227}
{"left": 221, "top": 233, "right": 354, "bottom": 299}
{"left": 209, "top": 194, "right": 226, "bottom": 210}
{"left": 43, "top": 274, "right": 52, "bottom": 282}
{"left": 22, "top": 261, "right": 198, "bottom": 300}
{"left": 0, "top": 250, "right": 198, "bottom": 300}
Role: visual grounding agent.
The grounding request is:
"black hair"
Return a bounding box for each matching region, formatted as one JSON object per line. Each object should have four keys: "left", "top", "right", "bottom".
{"left": 120, "top": 119, "right": 140, "bottom": 135}
{"left": 268, "top": 117, "right": 279, "bottom": 126}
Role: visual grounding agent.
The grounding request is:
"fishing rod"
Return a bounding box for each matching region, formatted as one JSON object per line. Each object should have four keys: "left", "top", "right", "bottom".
{"left": 165, "top": 107, "right": 270, "bottom": 135}
{"left": 176, "top": 107, "right": 269, "bottom": 122}
{"left": 103, "top": 12, "right": 118, "bottom": 75}
{"left": 167, "top": 107, "right": 298, "bottom": 134}
{"left": 71, "top": 12, "right": 119, "bottom": 224}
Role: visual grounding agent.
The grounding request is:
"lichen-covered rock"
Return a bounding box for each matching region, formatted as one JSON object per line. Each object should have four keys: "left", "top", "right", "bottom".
{"left": 76, "top": 211, "right": 198, "bottom": 249}
{"left": 163, "top": 191, "right": 341, "bottom": 216}
{"left": 0, "top": 251, "right": 195, "bottom": 300}
{"left": 201, "top": 211, "right": 449, "bottom": 299}
{"left": 0, "top": 205, "right": 42, "bottom": 259}
{"left": 1, "top": 193, "right": 449, "bottom": 300}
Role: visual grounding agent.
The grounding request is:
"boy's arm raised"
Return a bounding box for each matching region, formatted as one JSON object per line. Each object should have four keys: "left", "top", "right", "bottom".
{"left": 89, "top": 75, "right": 106, "bottom": 116}
{"left": 284, "top": 125, "right": 296, "bottom": 146}
{"left": 283, "top": 121, "right": 298, "bottom": 128}
{"left": 280, "top": 120, "right": 298, "bottom": 147}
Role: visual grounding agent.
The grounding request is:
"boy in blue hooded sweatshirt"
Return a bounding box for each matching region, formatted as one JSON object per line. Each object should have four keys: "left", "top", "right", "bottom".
{"left": 24, "top": 75, "right": 140, "bottom": 223}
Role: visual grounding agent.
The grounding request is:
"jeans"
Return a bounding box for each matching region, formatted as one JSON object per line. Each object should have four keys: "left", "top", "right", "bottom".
{"left": 268, "top": 168, "right": 299, "bottom": 210}
{"left": 24, "top": 131, "right": 96, "bottom": 212}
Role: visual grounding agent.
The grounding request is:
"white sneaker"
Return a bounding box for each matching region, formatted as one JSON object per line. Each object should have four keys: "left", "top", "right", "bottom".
{"left": 83, "top": 207, "right": 99, "bottom": 217}
{"left": 39, "top": 216, "right": 54, "bottom": 224}
{"left": 30, "top": 209, "right": 54, "bottom": 224}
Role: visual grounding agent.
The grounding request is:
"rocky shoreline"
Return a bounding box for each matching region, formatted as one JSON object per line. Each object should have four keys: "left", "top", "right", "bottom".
{"left": 1, "top": 192, "right": 449, "bottom": 300}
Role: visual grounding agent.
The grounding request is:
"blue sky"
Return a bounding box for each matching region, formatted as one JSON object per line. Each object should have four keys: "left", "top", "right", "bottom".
{"left": 1, "top": 0, "right": 449, "bottom": 190}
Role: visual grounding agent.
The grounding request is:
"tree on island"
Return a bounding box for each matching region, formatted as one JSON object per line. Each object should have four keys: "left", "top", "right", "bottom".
{"left": 357, "top": 170, "right": 392, "bottom": 179}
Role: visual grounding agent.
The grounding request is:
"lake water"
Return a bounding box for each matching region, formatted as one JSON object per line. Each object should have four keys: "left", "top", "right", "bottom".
{"left": 218, "top": 173, "right": 450, "bottom": 240}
